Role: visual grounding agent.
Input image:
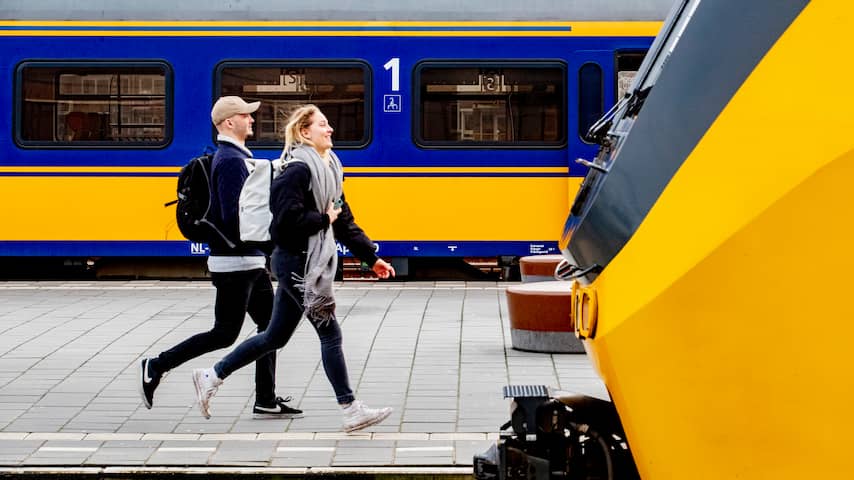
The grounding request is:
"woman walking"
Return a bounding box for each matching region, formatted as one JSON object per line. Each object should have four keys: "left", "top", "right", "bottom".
{"left": 192, "top": 104, "right": 396, "bottom": 433}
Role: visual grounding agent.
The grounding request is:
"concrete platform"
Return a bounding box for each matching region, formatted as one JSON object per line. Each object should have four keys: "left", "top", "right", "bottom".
{"left": 0, "top": 280, "right": 606, "bottom": 475}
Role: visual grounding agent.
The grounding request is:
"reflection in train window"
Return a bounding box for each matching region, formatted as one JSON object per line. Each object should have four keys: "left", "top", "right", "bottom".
{"left": 616, "top": 51, "right": 646, "bottom": 100}
{"left": 17, "top": 62, "right": 170, "bottom": 146}
{"left": 218, "top": 62, "right": 370, "bottom": 148}
{"left": 415, "top": 62, "right": 566, "bottom": 147}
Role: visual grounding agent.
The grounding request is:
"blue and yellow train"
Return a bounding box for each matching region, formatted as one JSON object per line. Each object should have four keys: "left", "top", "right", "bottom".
{"left": 0, "top": 0, "right": 667, "bottom": 274}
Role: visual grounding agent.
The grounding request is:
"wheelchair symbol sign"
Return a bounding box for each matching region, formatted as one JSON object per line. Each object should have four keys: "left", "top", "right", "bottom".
{"left": 383, "top": 95, "right": 402, "bottom": 113}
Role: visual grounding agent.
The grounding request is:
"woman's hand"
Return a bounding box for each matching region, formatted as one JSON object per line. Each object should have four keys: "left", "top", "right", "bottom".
{"left": 326, "top": 201, "right": 342, "bottom": 224}
{"left": 372, "top": 259, "right": 396, "bottom": 279}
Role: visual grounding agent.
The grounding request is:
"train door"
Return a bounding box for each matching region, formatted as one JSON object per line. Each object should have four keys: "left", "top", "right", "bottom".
{"left": 569, "top": 50, "right": 647, "bottom": 198}
{"left": 569, "top": 50, "right": 613, "bottom": 206}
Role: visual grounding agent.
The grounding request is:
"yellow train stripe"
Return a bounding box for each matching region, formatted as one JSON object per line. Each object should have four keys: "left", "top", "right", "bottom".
{"left": 0, "top": 166, "right": 567, "bottom": 175}
{"left": 0, "top": 166, "right": 180, "bottom": 174}
{"left": 0, "top": 21, "right": 575, "bottom": 27}
{"left": 567, "top": 21, "right": 661, "bottom": 36}
{"left": 0, "top": 21, "right": 661, "bottom": 37}
{"left": 345, "top": 167, "right": 568, "bottom": 174}
{"left": 0, "top": 30, "right": 644, "bottom": 38}
{"left": 0, "top": 175, "right": 581, "bottom": 241}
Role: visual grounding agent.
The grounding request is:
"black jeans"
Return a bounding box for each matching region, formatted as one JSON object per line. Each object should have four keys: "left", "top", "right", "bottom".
{"left": 152, "top": 267, "right": 277, "bottom": 404}
{"left": 214, "top": 249, "right": 355, "bottom": 405}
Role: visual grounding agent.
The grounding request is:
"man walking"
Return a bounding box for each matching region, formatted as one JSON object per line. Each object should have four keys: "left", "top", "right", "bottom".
{"left": 140, "top": 96, "right": 301, "bottom": 419}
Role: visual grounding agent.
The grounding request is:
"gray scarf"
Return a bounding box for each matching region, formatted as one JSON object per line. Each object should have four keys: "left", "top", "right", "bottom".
{"left": 288, "top": 144, "right": 343, "bottom": 326}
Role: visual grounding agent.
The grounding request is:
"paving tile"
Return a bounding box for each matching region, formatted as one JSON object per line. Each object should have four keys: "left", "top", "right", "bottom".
{"left": 333, "top": 447, "right": 394, "bottom": 466}
{"left": 0, "top": 440, "right": 43, "bottom": 454}
{"left": 22, "top": 455, "right": 95, "bottom": 465}
{"left": 258, "top": 432, "right": 315, "bottom": 440}
{"left": 393, "top": 455, "right": 454, "bottom": 465}
{"left": 401, "top": 422, "right": 456, "bottom": 433}
{"left": 97, "top": 440, "right": 161, "bottom": 449}
{"left": 83, "top": 433, "right": 143, "bottom": 441}
{"left": 199, "top": 433, "right": 257, "bottom": 441}
{"left": 430, "top": 433, "right": 486, "bottom": 441}
{"left": 25, "top": 433, "right": 85, "bottom": 441}
{"left": 270, "top": 455, "right": 332, "bottom": 467}
{"left": 145, "top": 450, "right": 214, "bottom": 466}
{"left": 372, "top": 432, "right": 429, "bottom": 440}
{"left": 85, "top": 449, "right": 158, "bottom": 465}
{"left": 212, "top": 440, "right": 276, "bottom": 463}
{"left": 454, "top": 440, "right": 493, "bottom": 465}
{"left": 0, "top": 454, "right": 27, "bottom": 465}
{"left": 403, "top": 409, "right": 457, "bottom": 423}
{"left": 141, "top": 433, "right": 199, "bottom": 441}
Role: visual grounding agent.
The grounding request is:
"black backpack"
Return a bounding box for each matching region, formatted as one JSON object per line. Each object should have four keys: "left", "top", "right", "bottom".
{"left": 166, "top": 153, "right": 236, "bottom": 248}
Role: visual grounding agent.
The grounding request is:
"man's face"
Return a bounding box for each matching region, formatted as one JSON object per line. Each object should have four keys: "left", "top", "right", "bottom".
{"left": 226, "top": 112, "right": 254, "bottom": 141}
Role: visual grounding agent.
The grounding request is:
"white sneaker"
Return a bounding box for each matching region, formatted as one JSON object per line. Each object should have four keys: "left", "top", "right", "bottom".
{"left": 341, "top": 400, "right": 393, "bottom": 433}
{"left": 192, "top": 368, "right": 222, "bottom": 419}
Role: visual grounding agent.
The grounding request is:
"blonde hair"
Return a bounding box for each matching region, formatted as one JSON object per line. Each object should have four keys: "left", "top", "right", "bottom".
{"left": 282, "top": 104, "right": 320, "bottom": 154}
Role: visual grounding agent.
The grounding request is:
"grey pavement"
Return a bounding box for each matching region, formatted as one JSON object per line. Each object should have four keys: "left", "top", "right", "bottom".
{"left": 0, "top": 280, "right": 606, "bottom": 473}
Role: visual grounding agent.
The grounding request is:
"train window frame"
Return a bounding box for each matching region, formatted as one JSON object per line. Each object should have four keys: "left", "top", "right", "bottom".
{"left": 14, "top": 60, "right": 174, "bottom": 149}
{"left": 413, "top": 60, "right": 568, "bottom": 149}
{"left": 578, "top": 62, "right": 604, "bottom": 144}
{"left": 214, "top": 60, "right": 373, "bottom": 150}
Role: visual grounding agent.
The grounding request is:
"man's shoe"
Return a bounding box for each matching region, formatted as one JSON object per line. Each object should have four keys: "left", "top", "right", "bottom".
{"left": 139, "top": 358, "right": 161, "bottom": 409}
{"left": 253, "top": 396, "right": 304, "bottom": 419}
{"left": 191, "top": 368, "right": 222, "bottom": 419}
{"left": 342, "top": 400, "right": 392, "bottom": 433}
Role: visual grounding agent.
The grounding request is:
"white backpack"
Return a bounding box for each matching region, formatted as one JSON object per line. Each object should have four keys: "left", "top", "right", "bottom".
{"left": 238, "top": 156, "right": 302, "bottom": 243}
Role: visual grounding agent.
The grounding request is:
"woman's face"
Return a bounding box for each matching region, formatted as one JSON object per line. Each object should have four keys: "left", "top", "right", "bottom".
{"left": 301, "top": 112, "right": 334, "bottom": 152}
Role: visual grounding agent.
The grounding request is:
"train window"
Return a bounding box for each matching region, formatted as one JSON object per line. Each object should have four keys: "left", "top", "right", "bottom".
{"left": 217, "top": 62, "right": 370, "bottom": 148}
{"left": 616, "top": 52, "right": 646, "bottom": 100}
{"left": 578, "top": 63, "right": 604, "bottom": 141}
{"left": 415, "top": 62, "right": 566, "bottom": 147}
{"left": 16, "top": 62, "right": 171, "bottom": 147}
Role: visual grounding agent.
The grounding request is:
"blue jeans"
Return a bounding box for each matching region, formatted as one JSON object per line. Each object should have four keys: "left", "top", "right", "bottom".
{"left": 214, "top": 248, "right": 355, "bottom": 405}
{"left": 152, "top": 268, "right": 277, "bottom": 404}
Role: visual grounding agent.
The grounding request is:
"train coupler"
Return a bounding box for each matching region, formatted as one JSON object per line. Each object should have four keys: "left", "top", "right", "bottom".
{"left": 473, "top": 385, "right": 640, "bottom": 480}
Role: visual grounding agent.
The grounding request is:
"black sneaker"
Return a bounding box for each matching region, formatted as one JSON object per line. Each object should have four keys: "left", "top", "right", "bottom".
{"left": 139, "top": 358, "right": 161, "bottom": 409}
{"left": 253, "top": 396, "right": 304, "bottom": 419}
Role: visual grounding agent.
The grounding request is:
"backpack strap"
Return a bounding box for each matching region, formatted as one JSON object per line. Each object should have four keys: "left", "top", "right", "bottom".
{"left": 271, "top": 154, "right": 305, "bottom": 178}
